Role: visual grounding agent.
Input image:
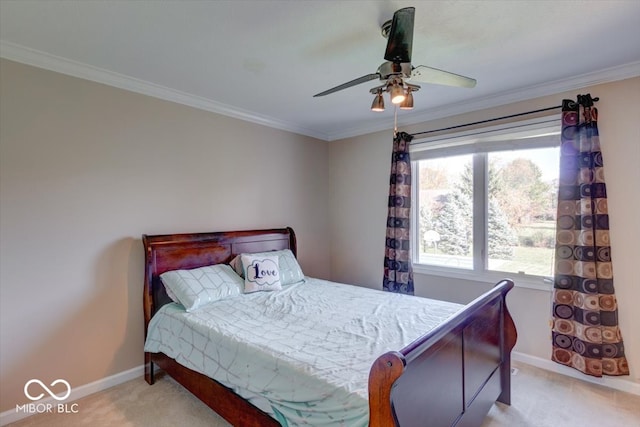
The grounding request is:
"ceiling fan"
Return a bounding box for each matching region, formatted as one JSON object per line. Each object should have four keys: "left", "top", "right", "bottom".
{"left": 313, "top": 7, "right": 476, "bottom": 111}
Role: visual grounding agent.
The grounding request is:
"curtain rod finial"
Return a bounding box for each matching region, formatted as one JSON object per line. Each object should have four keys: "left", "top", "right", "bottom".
{"left": 578, "top": 94, "right": 599, "bottom": 107}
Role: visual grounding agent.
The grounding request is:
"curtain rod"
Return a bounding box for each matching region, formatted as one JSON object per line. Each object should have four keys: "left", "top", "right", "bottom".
{"left": 410, "top": 105, "right": 562, "bottom": 138}
{"left": 410, "top": 95, "right": 599, "bottom": 138}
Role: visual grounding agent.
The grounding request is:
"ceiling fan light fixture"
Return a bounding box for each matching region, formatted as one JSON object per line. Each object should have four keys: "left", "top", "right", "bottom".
{"left": 400, "top": 89, "right": 414, "bottom": 110}
{"left": 390, "top": 82, "right": 405, "bottom": 104}
{"left": 371, "top": 91, "right": 385, "bottom": 112}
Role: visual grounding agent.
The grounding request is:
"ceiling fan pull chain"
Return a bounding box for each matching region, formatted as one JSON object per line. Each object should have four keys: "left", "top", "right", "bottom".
{"left": 394, "top": 105, "right": 398, "bottom": 136}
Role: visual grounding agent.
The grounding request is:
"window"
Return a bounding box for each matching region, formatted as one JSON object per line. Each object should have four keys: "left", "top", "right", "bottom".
{"left": 411, "top": 117, "right": 560, "bottom": 289}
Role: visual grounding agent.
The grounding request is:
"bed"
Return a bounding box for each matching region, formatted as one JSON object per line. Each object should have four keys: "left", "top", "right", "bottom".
{"left": 143, "top": 227, "right": 517, "bottom": 427}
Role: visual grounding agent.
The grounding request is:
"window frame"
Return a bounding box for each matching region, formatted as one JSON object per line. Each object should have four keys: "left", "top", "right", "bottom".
{"left": 410, "top": 115, "right": 561, "bottom": 291}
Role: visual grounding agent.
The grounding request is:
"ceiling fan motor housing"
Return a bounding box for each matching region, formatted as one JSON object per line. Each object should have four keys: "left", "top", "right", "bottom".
{"left": 378, "top": 61, "right": 413, "bottom": 79}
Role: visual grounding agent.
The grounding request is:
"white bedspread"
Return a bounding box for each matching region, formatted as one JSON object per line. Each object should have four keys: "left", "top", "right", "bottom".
{"left": 144, "top": 277, "right": 463, "bottom": 426}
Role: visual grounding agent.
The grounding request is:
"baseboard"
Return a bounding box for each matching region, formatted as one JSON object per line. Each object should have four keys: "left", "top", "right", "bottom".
{"left": 0, "top": 365, "right": 144, "bottom": 426}
{"left": 512, "top": 351, "right": 640, "bottom": 396}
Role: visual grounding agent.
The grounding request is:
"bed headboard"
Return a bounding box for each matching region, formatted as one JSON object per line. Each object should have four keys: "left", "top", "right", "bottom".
{"left": 142, "top": 227, "right": 297, "bottom": 331}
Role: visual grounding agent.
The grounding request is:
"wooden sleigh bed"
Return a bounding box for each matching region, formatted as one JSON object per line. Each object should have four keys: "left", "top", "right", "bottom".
{"left": 143, "top": 227, "right": 517, "bottom": 427}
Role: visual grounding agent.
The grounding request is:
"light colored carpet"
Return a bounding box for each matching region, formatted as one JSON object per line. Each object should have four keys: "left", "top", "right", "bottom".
{"left": 481, "top": 363, "right": 640, "bottom": 427}
{"left": 7, "top": 362, "right": 640, "bottom": 427}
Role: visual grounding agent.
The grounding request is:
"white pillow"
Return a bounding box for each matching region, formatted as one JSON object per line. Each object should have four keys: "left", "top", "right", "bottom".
{"left": 160, "top": 264, "right": 243, "bottom": 311}
{"left": 231, "top": 249, "right": 304, "bottom": 286}
{"left": 241, "top": 254, "right": 282, "bottom": 293}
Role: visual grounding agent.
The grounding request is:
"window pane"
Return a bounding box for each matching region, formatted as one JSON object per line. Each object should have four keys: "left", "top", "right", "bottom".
{"left": 486, "top": 147, "right": 559, "bottom": 276}
{"left": 417, "top": 154, "right": 473, "bottom": 269}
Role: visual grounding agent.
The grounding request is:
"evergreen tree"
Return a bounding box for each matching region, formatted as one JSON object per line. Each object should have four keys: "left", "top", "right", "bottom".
{"left": 488, "top": 197, "right": 517, "bottom": 259}
{"left": 455, "top": 159, "right": 516, "bottom": 259}
{"left": 458, "top": 161, "right": 504, "bottom": 198}
{"left": 458, "top": 162, "right": 473, "bottom": 198}
{"left": 419, "top": 204, "right": 433, "bottom": 252}
{"left": 432, "top": 190, "right": 471, "bottom": 256}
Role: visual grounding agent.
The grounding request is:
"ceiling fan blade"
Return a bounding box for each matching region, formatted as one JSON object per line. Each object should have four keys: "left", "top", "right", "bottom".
{"left": 384, "top": 7, "right": 415, "bottom": 64}
{"left": 313, "top": 73, "right": 381, "bottom": 97}
{"left": 410, "top": 65, "right": 477, "bottom": 88}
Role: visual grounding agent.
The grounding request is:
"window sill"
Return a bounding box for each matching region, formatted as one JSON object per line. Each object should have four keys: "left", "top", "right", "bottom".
{"left": 413, "top": 264, "right": 553, "bottom": 292}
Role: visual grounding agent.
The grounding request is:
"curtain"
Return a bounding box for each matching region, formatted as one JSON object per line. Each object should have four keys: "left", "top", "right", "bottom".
{"left": 383, "top": 131, "right": 414, "bottom": 295}
{"left": 551, "top": 95, "right": 629, "bottom": 377}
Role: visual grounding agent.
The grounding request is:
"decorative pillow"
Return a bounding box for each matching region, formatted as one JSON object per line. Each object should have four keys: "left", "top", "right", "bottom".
{"left": 241, "top": 254, "right": 282, "bottom": 293}
{"left": 231, "top": 249, "right": 304, "bottom": 286}
{"left": 160, "top": 264, "right": 243, "bottom": 312}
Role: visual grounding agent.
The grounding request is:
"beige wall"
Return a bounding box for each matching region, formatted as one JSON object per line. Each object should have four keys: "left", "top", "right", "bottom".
{"left": 329, "top": 77, "right": 640, "bottom": 387}
{"left": 0, "top": 59, "right": 331, "bottom": 412}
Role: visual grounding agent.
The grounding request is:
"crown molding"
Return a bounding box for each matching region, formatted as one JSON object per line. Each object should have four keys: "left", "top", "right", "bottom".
{"left": 2, "top": 40, "right": 638, "bottom": 142}
{"left": 0, "top": 41, "right": 329, "bottom": 141}
{"left": 326, "top": 61, "right": 640, "bottom": 141}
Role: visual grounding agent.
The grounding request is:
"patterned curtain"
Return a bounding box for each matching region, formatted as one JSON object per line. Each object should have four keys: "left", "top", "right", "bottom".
{"left": 551, "top": 95, "right": 629, "bottom": 377}
{"left": 383, "top": 131, "right": 414, "bottom": 295}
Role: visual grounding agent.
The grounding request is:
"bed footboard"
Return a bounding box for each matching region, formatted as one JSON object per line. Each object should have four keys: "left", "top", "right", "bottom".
{"left": 368, "top": 279, "right": 517, "bottom": 427}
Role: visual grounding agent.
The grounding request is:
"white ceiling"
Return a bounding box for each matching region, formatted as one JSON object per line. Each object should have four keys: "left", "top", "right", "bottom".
{"left": 2, "top": 1, "right": 639, "bottom": 141}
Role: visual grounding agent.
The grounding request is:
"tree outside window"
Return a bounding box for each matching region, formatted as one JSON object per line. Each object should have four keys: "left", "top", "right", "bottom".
{"left": 416, "top": 146, "right": 559, "bottom": 277}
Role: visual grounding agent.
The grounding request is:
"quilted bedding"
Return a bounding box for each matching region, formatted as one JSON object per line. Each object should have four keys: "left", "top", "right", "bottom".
{"left": 144, "top": 277, "right": 463, "bottom": 426}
